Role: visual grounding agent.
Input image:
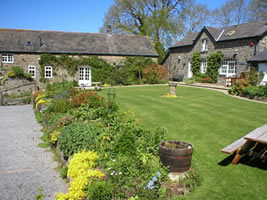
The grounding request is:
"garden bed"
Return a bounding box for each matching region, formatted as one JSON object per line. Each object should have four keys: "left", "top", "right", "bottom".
{"left": 33, "top": 81, "right": 199, "bottom": 200}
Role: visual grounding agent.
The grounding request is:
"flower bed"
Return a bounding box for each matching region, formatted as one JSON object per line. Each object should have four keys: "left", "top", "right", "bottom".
{"left": 33, "top": 81, "right": 199, "bottom": 199}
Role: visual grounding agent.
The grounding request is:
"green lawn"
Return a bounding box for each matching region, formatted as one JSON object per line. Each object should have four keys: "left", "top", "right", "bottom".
{"left": 100, "top": 85, "right": 267, "bottom": 200}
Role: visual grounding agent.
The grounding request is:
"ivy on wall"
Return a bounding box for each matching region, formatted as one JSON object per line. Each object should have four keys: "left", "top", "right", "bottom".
{"left": 191, "top": 51, "right": 224, "bottom": 83}
{"left": 39, "top": 54, "right": 115, "bottom": 83}
{"left": 192, "top": 52, "right": 201, "bottom": 75}
{"left": 39, "top": 54, "right": 156, "bottom": 85}
{"left": 207, "top": 51, "right": 224, "bottom": 83}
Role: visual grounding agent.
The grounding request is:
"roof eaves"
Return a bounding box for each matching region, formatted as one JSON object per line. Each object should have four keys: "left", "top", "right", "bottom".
{"left": 0, "top": 50, "right": 158, "bottom": 57}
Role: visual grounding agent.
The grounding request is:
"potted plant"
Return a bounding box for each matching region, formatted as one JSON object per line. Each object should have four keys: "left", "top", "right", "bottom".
{"left": 159, "top": 140, "right": 193, "bottom": 172}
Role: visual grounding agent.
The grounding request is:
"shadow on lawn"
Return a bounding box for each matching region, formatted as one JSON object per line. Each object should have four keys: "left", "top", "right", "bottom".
{"left": 218, "top": 153, "right": 267, "bottom": 170}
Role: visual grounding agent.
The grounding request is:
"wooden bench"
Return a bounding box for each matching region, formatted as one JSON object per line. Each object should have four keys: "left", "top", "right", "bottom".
{"left": 221, "top": 137, "right": 247, "bottom": 154}
{"left": 221, "top": 124, "right": 267, "bottom": 164}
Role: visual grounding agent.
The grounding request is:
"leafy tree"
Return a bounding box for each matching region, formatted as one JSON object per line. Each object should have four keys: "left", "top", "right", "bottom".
{"left": 101, "top": 0, "right": 209, "bottom": 62}
{"left": 123, "top": 56, "right": 155, "bottom": 83}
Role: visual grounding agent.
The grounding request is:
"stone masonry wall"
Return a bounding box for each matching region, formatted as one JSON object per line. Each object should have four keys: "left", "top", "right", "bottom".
{"left": 258, "top": 35, "right": 267, "bottom": 52}
{"left": 1, "top": 53, "right": 157, "bottom": 89}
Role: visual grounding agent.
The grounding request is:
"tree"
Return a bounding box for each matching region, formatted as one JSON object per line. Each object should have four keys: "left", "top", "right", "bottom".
{"left": 179, "top": 2, "right": 210, "bottom": 36}
{"left": 248, "top": 0, "right": 267, "bottom": 21}
{"left": 211, "top": 0, "right": 249, "bottom": 27}
{"left": 211, "top": 0, "right": 266, "bottom": 27}
{"left": 100, "top": 0, "right": 209, "bottom": 62}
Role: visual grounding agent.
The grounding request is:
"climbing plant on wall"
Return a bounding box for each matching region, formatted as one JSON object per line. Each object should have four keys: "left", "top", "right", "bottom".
{"left": 39, "top": 54, "right": 115, "bottom": 83}
{"left": 207, "top": 51, "right": 224, "bottom": 83}
{"left": 192, "top": 52, "right": 201, "bottom": 75}
{"left": 39, "top": 54, "right": 156, "bottom": 85}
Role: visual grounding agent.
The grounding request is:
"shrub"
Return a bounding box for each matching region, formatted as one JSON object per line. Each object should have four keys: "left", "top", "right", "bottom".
{"left": 45, "top": 81, "right": 78, "bottom": 98}
{"left": 11, "top": 66, "right": 24, "bottom": 78}
{"left": 0, "top": 72, "right": 7, "bottom": 86}
{"left": 241, "top": 85, "right": 265, "bottom": 97}
{"left": 199, "top": 76, "right": 213, "bottom": 83}
{"left": 58, "top": 122, "right": 104, "bottom": 158}
{"left": 47, "top": 98, "right": 73, "bottom": 113}
{"left": 7, "top": 71, "right": 16, "bottom": 78}
{"left": 143, "top": 64, "right": 168, "bottom": 84}
{"left": 86, "top": 181, "right": 113, "bottom": 200}
{"left": 56, "top": 151, "right": 104, "bottom": 200}
{"left": 114, "top": 130, "right": 136, "bottom": 156}
{"left": 71, "top": 90, "right": 105, "bottom": 108}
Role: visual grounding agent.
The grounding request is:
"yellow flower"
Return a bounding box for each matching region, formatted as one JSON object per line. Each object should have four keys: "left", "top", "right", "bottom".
{"left": 56, "top": 151, "right": 104, "bottom": 200}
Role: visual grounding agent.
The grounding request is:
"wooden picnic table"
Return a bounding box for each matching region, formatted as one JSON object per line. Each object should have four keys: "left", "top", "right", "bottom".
{"left": 221, "top": 124, "right": 267, "bottom": 164}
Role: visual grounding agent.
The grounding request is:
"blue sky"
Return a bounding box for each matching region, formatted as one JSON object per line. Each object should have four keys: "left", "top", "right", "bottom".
{"left": 0, "top": 0, "right": 226, "bottom": 33}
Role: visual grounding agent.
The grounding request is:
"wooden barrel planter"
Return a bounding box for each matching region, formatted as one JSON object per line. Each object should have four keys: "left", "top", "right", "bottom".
{"left": 159, "top": 141, "right": 193, "bottom": 172}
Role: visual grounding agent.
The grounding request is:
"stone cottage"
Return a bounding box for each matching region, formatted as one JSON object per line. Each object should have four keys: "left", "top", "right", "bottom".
{"left": 163, "top": 20, "right": 267, "bottom": 85}
{"left": 0, "top": 29, "right": 158, "bottom": 88}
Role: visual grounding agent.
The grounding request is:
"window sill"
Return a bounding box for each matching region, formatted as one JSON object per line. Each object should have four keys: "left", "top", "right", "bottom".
{"left": 2, "top": 62, "right": 14, "bottom": 64}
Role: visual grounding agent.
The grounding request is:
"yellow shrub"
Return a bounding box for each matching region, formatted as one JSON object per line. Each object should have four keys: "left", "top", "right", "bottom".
{"left": 50, "top": 130, "right": 60, "bottom": 143}
{"left": 55, "top": 151, "right": 104, "bottom": 200}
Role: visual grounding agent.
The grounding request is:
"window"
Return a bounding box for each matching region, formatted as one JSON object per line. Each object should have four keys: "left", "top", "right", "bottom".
{"left": 45, "top": 66, "right": 52, "bottom": 78}
{"left": 202, "top": 39, "right": 208, "bottom": 52}
{"left": 200, "top": 60, "right": 207, "bottom": 74}
{"left": 220, "top": 58, "right": 237, "bottom": 76}
{"left": 2, "top": 53, "right": 14, "bottom": 63}
{"left": 28, "top": 65, "right": 36, "bottom": 78}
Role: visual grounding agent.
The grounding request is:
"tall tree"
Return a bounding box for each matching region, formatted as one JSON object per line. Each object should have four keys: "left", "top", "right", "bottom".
{"left": 211, "top": 0, "right": 249, "bottom": 27}
{"left": 179, "top": 2, "right": 210, "bottom": 36}
{"left": 248, "top": 0, "right": 267, "bottom": 21}
{"left": 100, "top": 0, "right": 208, "bottom": 62}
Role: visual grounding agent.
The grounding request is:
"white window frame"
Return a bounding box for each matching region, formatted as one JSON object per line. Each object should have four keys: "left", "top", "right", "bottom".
{"left": 28, "top": 65, "right": 36, "bottom": 78}
{"left": 202, "top": 39, "right": 208, "bottom": 52}
{"left": 2, "top": 53, "right": 14, "bottom": 63}
{"left": 45, "top": 66, "right": 53, "bottom": 79}
{"left": 200, "top": 60, "right": 207, "bottom": 74}
{"left": 220, "top": 58, "right": 237, "bottom": 77}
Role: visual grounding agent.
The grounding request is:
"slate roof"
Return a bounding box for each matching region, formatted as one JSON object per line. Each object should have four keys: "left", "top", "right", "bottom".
{"left": 171, "top": 20, "right": 267, "bottom": 48}
{"left": 248, "top": 48, "right": 267, "bottom": 62}
{"left": 0, "top": 29, "right": 158, "bottom": 57}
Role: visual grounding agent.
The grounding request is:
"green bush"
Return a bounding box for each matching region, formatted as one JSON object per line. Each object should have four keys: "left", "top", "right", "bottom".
{"left": 47, "top": 98, "right": 73, "bottom": 113}
{"left": 241, "top": 85, "right": 266, "bottom": 97}
{"left": 11, "top": 66, "right": 24, "bottom": 78}
{"left": 115, "top": 130, "right": 136, "bottom": 156}
{"left": 45, "top": 81, "right": 78, "bottom": 98}
{"left": 86, "top": 181, "right": 113, "bottom": 200}
{"left": 58, "top": 122, "right": 103, "bottom": 158}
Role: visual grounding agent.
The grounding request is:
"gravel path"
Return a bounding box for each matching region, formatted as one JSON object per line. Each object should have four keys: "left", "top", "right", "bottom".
{"left": 0, "top": 105, "right": 68, "bottom": 200}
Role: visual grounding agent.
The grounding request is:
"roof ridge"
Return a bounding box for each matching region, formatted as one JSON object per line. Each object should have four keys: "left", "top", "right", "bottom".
{"left": 0, "top": 28, "right": 149, "bottom": 38}
{"left": 220, "top": 19, "right": 267, "bottom": 29}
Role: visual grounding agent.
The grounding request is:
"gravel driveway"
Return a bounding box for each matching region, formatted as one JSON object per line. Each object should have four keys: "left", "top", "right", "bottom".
{"left": 0, "top": 105, "right": 68, "bottom": 200}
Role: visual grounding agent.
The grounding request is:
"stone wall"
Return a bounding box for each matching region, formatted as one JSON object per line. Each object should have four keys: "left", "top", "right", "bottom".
{"left": 258, "top": 35, "right": 267, "bottom": 52}
{"left": 1, "top": 53, "right": 158, "bottom": 89}
{"left": 164, "top": 30, "right": 263, "bottom": 84}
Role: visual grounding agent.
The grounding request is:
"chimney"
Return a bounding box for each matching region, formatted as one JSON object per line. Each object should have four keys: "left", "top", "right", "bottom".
{"left": 107, "top": 25, "right": 112, "bottom": 34}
